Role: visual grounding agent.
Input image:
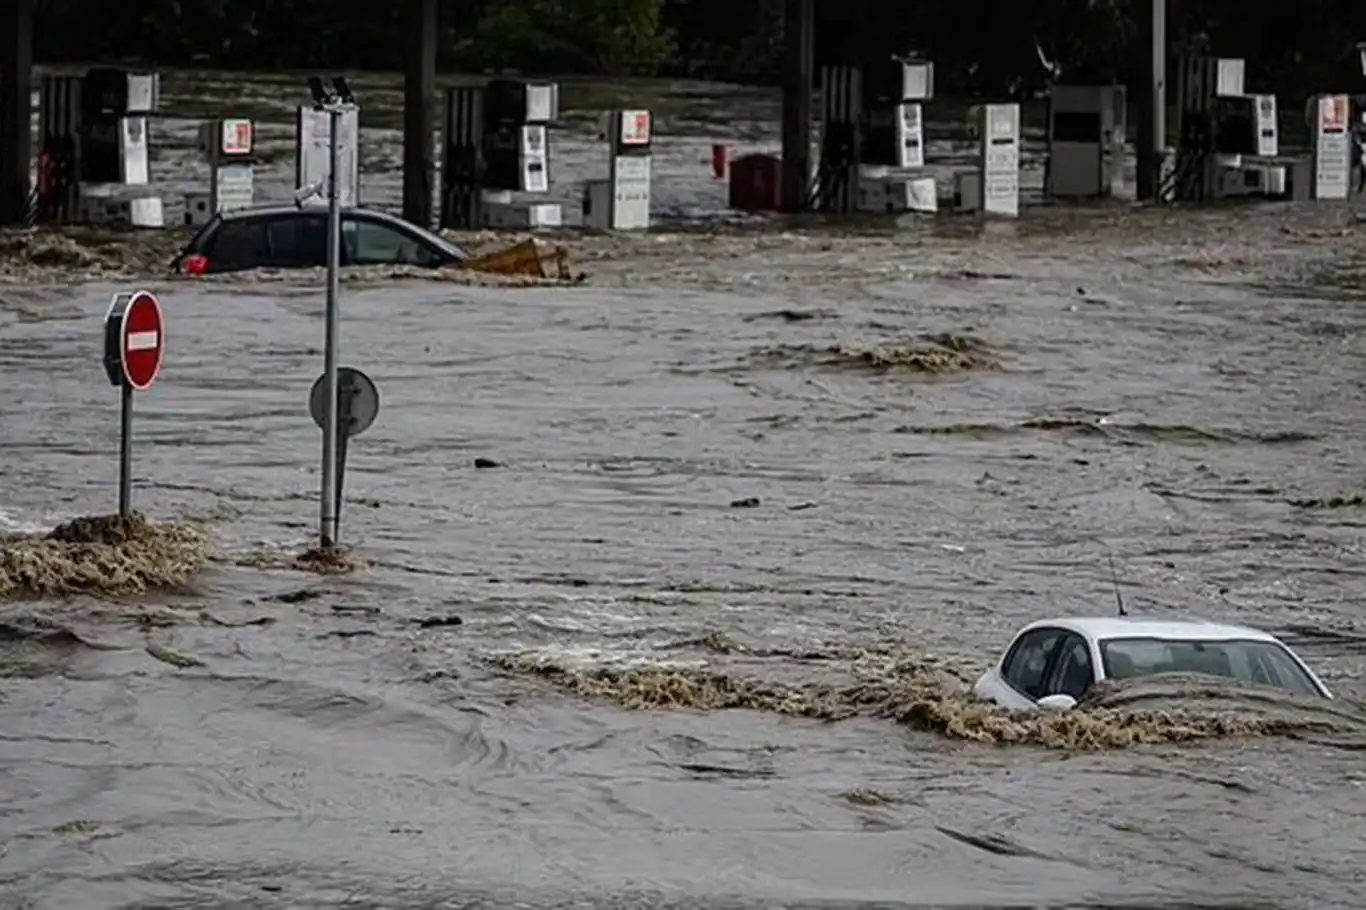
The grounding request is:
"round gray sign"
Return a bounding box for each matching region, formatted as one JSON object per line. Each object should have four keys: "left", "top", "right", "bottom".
{"left": 309, "top": 366, "right": 380, "bottom": 438}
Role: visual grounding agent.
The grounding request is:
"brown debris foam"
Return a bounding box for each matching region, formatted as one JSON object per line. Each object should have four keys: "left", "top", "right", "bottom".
{"left": 233, "top": 541, "right": 368, "bottom": 576}
{"left": 294, "top": 544, "right": 367, "bottom": 575}
{"left": 752, "top": 333, "right": 998, "bottom": 375}
{"left": 0, "top": 513, "right": 208, "bottom": 598}
{"left": 491, "top": 647, "right": 1353, "bottom": 751}
{"left": 0, "top": 227, "right": 177, "bottom": 281}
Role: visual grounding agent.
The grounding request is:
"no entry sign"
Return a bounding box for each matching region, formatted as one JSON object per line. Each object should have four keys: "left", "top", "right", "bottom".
{"left": 104, "top": 290, "right": 165, "bottom": 390}
{"left": 101, "top": 289, "right": 166, "bottom": 519}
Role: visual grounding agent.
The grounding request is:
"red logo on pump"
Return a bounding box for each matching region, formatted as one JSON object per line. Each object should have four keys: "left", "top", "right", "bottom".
{"left": 620, "top": 111, "right": 651, "bottom": 146}
{"left": 222, "top": 119, "right": 253, "bottom": 155}
{"left": 1320, "top": 95, "right": 1348, "bottom": 132}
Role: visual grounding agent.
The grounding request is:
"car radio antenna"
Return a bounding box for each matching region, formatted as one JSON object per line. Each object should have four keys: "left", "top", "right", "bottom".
{"left": 1107, "top": 553, "right": 1128, "bottom": 617}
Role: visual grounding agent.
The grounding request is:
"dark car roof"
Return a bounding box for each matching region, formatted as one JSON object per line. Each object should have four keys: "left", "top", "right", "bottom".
{"left": 220, "top": 203, "right": 401, "bottom": 222}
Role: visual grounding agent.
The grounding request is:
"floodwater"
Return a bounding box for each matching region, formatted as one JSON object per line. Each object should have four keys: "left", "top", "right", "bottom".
{"left": 3, "top": 71, "right": 1366, "bottom": 909}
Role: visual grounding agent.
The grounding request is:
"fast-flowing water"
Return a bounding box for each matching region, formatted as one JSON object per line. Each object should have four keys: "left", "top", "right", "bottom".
{"left": 2, "top": 70, "right": 1366, "bottom": 910}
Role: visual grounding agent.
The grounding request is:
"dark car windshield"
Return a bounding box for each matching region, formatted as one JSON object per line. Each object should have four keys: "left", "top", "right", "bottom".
{"left": 397, "top": 218, "right": 465, "bottom": 259}
{"left": 360, "top": 212, "right": 466, "bottom": 261}
{"left": 1100, "top": 636, "right": 1322, "bottom": 697}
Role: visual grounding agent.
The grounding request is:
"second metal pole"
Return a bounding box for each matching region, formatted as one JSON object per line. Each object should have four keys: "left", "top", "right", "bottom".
{"left": 118, "top": 384, "right": 133, "bottom": 519}
{"left": 320, "top": 106, "right": 342, "bottom": 548}
{"left": 779, "top": 0, "right": 814, "bottom": 213}
{"left": 1136, "top": 0, "right": 1167, "bottom": 201}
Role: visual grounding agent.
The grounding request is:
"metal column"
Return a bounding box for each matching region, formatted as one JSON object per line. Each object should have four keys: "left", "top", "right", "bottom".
{"left": 0, "top": 0, "right": 35, "bottom": 226}
{"left": 1135, "top": 0, "right": 1167, "bottom": 201}
{"left": 780, "top": 0, "right": 814, "bottom": 212}
{"left": 402, "top": 0, "right": 437, "bottom": 228}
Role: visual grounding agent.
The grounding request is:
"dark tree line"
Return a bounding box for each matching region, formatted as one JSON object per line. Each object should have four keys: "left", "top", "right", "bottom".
{"left": 31, "top": 0, "right": 1366, "bottom": 100}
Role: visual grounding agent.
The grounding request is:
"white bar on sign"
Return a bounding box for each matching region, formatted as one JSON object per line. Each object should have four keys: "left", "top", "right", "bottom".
{"left": 127, "top": 331, "right": 160, "bottom": 351}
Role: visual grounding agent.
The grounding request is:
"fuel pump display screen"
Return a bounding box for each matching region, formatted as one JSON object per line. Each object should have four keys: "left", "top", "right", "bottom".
{"left": 1212, "top": 97, "right": 1256, "bottom": 155}
{"left": 1053, "top": 111, "right": 1102, "bottom": 144}
{"left": 861, "top": 109, "right": 897, "bottom": 166}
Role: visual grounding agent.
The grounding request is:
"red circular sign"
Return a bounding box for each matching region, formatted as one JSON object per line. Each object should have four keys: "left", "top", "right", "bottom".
{"left": 121, "top": 291, "right": 165, "bottom": 391}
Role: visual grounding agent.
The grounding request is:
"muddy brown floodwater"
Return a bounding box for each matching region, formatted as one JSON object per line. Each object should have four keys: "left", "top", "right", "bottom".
{"left": 4, "top": 70, "right": 1366, "bottom": 910}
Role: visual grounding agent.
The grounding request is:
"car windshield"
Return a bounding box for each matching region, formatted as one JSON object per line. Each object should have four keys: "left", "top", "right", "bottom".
{"left": 1099, "top": 636, "right": 1321, "bottom": 697}
{"left": 371, "top": 214, "right": 465, "bottom": 259}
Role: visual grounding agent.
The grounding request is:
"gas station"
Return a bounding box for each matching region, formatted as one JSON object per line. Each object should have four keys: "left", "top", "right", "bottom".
{"left": 0, "top": 0, "right": 445, "bottom": 229}
{"left": 1, "top": 0, "right": 1363, "bottom": 230}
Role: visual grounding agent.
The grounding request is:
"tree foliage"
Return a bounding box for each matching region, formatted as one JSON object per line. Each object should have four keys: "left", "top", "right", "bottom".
{"left": 30, "top": 0, "right": 1366, "bottom": 98}
{"left": 453, "top": 0, "right": 674, "bottom": 76}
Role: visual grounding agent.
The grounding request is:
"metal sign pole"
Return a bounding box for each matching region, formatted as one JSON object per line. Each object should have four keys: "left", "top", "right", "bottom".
{"left": 320, "top": 104, "right": 342, "bottom": 548}
{"left": 119, "top": 383, "right": 133, "bottom": 518}
{"left": 300, "top": 77, "right": 365, "bottom": 549}
{"left": 334, "top": 380, "right": 353, "bottom": 532}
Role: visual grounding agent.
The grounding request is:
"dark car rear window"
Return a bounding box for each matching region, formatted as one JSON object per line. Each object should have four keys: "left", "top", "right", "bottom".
{"left": 264, "top": 214, "right": 327, "bottom": 268}
{"left": 205, "top": 218, "right": 268, "bottom": 272}
{"left": 181, "top": 215, "right": 221, "bottom": 257}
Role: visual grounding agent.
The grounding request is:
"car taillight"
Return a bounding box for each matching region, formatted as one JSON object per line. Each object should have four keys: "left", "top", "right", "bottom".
{"left": 181, "top": 254, "right": 209, "bottom": 276}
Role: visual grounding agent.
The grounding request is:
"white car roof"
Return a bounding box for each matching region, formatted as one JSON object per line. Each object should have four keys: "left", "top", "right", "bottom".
{"left": 1018, "top": 616, "right": 1283, "bottom": 645}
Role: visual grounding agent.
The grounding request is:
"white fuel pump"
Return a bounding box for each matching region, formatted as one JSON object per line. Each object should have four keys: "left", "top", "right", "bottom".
{"left": 185, "top": 118, "right": 255, "bottom": 225}
{"left": 582, "top": 110, "right": 653, "bottom": 230}
{"left": 1307, "top": 94, "right": 1351, "bottom": 199}
{"left": 978, "top": 103, "right": 1021, "bottom": 216}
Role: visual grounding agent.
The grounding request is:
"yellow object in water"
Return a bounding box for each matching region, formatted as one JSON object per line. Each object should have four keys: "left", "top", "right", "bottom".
{"left": 458, "top": 239, "right": 577, "bottom": 281}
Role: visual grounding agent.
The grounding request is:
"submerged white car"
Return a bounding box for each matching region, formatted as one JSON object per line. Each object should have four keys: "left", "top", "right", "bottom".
{"left": 973, "top": 617, "right": 1333, "bottom": 712}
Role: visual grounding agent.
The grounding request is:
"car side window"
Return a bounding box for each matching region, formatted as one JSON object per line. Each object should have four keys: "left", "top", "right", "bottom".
{"left": 1001, "top": 628, "right": 1064, "bottom": 699}
{"left": 206, "top": 218, "right": 268, "bottom": 272}
{"left": 264, "top": 214, "right": 326, "bottom": 268}
{"left": 1044, "top": 633, "right": 1095, "bottom": 700}
{"left": 341, "top": 216, "right": 434, "bottom": 266}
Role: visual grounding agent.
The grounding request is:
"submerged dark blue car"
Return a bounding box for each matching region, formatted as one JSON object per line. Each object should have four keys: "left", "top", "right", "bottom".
{"left": 172, "top": 204, "right": 468, "bottom": 275}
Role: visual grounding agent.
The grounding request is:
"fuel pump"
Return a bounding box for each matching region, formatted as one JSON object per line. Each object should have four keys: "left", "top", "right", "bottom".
{"left": 957, "top": 104, "right": 1021, "bottom": 216}
{"left": 859, "top": 57, "right": 932, "bottom": 170}
{"left": 1307, "top": 93, "right": 1351, "bottom": 199}
{"left": 815, "top": 55, "right": 934, "bottom": 214}
{"left": 482, "top": 79, "right": 555, "bottom": 192}
{"left": 856, "top": 57, "right": 935, "bottom": 213}
{"left": 79, "top": 68, "right": 157, "bottom": 185}
{"left": 75, "top": 67, "right": 162, "bottom": 226}
{"left": 1045, "top": 85, "right": 1127, "bottom": 199}
{"left": 186, "top": 118, "right": 255, "bottom": 225}
{"left": 480, "top": 79, "right": 561, "bottom": 228}
{"left": 582, "top": 110, "right": 653, "bottom": 230}
{"left": 1172, "top": 57, "right": 1282, "bottom": 202}
{"left": 36, "top": 68, "right": 162, "bottom": 225}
